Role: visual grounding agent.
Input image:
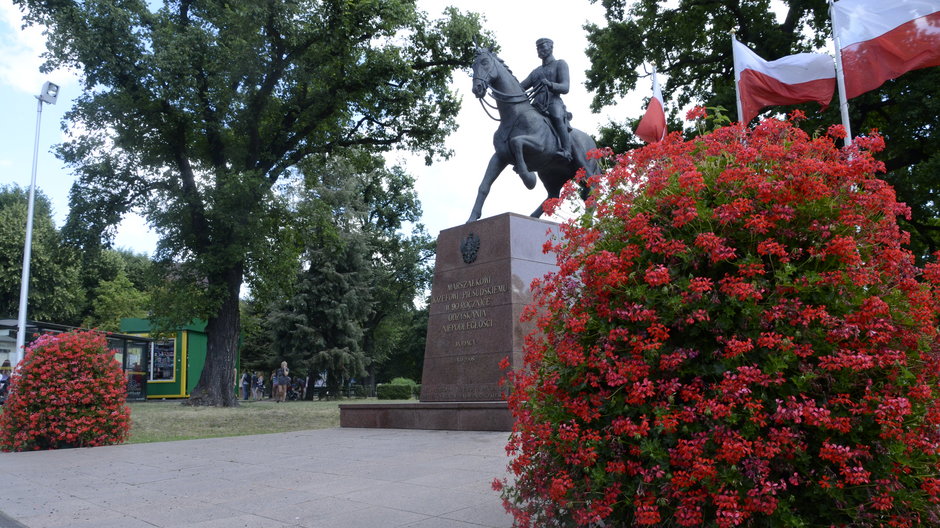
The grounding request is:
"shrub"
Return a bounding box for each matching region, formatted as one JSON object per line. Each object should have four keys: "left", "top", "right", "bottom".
{"left": 376, "top": 383, "right": 413, "bottom": 400}
{"left": 388, "top": 377, "right": 420, "bottom": 397}
{"left": 496, "top": 117, "right": 940, "bottom": 527}
{"left": 348, "top": 384, "right": 366, "bottom": 398}
{"left": 0, "top": 330, "right": 131, "bottom": 451}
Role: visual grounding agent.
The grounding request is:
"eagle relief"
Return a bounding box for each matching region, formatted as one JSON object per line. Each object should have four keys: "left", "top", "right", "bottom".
{"left": 461, "top": 232, "right": 480, "bottom": 264}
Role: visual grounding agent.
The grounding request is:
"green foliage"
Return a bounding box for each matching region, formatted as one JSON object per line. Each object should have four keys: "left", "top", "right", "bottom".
{"left": 376, "top": 383, "right": 413, "bottom": 400}
{"left": 374, "top": 307, "right": 428, "bottom": 383}
{"left": 498, "top": 120, "right": 940, "bottom": 526}
{"left": 270, "top": 248, "right": 372, "bottom": 399}
{"left": 0, "top": 185, "right": 153, "bottom": 327}
{"left": 0, "top": 330, "right": 131, "bottom": 451}
{"left": 83, "top": 270, "right": 149, "bottom": 331}
{"left": 0, "top": 185, "right": 82, "bottom": 323}
{"left": 16, "top": 0, "right": 489, "bottom": 405}
{"left": 586, "top": 0, "right": 831, "bottom": 113}
{"left": 74, "top": 248, "right": 154, "bottom": 331}
{"left": 263, "top": 151, "right": 433, "bottom": 396}
{"left": 585, "top": 1, "right": 940, "bottom": 258}
{"left": 237, "top": 300, "right": 275, "bottom": 372}
{"left": 388, "top": 377, "right": 420, "bottom": 397}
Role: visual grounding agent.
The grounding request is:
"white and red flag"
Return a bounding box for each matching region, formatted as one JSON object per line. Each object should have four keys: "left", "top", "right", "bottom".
{"left": 635, "top": 68, "right": 667, "bottom": 143}
{"left": 732, "top": 38, "right": 836, "bottom": 124}
{"left": 831, "top": 0, "right": 940, "bottom": 99}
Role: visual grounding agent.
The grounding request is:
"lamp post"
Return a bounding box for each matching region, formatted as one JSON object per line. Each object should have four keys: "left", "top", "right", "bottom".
{"left": 14, "top": 81, "right": 59, "bottom": 367}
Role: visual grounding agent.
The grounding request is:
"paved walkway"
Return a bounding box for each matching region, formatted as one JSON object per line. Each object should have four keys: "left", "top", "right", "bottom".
{"left": 0, "top": 428, "right": 515, "bottom": 528}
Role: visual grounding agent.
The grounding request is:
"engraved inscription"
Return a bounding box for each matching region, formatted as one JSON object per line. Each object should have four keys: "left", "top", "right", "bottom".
{"left": 447, "top": 276, "right": 491, "bottom": 291}
{"left": 431, "top": 274, "right": 508, "bottom": 334}
{"left": 421, "top": 383, "right": 502, "bottom": 401}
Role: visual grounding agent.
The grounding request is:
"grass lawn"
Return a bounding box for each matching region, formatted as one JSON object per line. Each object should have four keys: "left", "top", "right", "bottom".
{"left": 128, "top": 398, "right": 412, "bottom": 444}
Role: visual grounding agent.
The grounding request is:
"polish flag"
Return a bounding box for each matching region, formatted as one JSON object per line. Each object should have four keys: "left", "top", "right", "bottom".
{"left": 832, "top": 0, "right": 940, "bottom": 99}
{"left": 733, "top": 38, "right": 836, "bottom": 124}
{"left": 635, "top": 69, "right": 666, "bottom": 143}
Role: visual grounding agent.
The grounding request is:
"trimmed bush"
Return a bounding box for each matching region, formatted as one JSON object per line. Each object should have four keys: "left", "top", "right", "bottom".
{"left": 0, "top": 330, "right": 131, "bottom": 451}
{"left": 376, "top": 383, "right": 413, "bottom": 400}
{"left": 388, "top": 377, "right": 419, "bottom": 398}
{"left": 496, "top": 117, "right": 940, "bottom": 526}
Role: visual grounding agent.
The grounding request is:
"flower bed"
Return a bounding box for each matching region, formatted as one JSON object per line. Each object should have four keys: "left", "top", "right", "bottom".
{"left": 0, "top": 330, "right": 131, "bottom": 451}
{"left": 496, "top": 117, "right": 940, "bottom": 526}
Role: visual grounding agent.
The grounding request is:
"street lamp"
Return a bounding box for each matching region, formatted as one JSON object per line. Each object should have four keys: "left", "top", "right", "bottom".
{"left": 14, "top": 81, "right": 60, "bottom": 367}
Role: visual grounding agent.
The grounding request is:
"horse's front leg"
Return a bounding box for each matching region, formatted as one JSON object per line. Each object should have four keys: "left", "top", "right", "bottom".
{"left": 467, "top": 153, "right": 509, "bottom": 223}
{"left": 508, "top": 136, "right": 541, "bottom": 190}
{"left": 530, "top": 180, "right": 562, "bottom": 219}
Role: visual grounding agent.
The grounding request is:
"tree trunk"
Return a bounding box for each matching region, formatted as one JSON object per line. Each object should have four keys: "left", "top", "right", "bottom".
{"left": 185, "top": 262, "right": 243, "bottom": 407}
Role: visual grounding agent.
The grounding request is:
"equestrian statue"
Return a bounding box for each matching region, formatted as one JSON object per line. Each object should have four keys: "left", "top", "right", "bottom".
{"left": 467, "top": 38, "right": 598, "bottom": 223}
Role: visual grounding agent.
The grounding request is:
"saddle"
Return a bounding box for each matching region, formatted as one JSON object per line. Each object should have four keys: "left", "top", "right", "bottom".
{"left": 526, "top": 92, "right": 574, "bottom": 155}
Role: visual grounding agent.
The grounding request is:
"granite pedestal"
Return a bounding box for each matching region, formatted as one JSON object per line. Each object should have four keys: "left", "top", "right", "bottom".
{"left": 340, "top": 213, "right": 558, "bottom": 431}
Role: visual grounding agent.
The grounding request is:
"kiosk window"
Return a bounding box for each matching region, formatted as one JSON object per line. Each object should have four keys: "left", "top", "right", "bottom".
{"left": 127, "top": 343, "right": 146, "bottom": 374}
{"left": 108, "top": 338, "right": 125, "bottom": 369}
{"left": 151, "top": 340, "right": 175, "bottom": 381}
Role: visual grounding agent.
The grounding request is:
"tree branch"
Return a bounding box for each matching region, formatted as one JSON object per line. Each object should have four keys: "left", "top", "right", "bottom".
{"left": 245, "top": 6, "right": 288, "bottom": 169}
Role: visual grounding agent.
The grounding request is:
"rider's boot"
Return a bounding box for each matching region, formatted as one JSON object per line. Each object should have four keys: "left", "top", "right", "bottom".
{"left": 557, "top": 133, "right": 573, "bottom": 162}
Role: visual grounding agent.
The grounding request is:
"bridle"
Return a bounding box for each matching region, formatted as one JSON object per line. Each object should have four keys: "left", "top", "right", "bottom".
{"left": 472, "top": 49, "right": 534, "bottom": 121}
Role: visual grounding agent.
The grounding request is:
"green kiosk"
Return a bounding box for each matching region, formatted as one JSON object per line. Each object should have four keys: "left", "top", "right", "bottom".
{"left": 120, "top": 318, "right": 208, "bottom": 399}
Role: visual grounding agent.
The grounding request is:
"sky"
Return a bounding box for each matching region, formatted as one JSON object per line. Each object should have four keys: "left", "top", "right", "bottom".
{"left": 0, "top": 0, "right": 644, "bottom": 256}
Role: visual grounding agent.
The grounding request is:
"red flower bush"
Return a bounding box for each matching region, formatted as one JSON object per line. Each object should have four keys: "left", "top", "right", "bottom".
{"left": 0, "top": 330, "right": 131, "bottom": 451}
{"left": 496, "top": 119, "right": 940, "bottom": 526}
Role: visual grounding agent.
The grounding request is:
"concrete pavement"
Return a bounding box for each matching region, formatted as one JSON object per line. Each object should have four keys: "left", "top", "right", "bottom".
{"left": 0, "top": 428, "right": 515, "bottom": 528}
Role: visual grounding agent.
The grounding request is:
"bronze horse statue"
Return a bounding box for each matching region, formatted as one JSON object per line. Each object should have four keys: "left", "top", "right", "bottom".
{"left": 467, "top": 46, "right": 598, "bottom": 223}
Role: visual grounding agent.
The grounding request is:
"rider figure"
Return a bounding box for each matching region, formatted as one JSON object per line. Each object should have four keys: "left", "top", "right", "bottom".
{"left": 521, "top": 38, "right": 572, "bottom": 161}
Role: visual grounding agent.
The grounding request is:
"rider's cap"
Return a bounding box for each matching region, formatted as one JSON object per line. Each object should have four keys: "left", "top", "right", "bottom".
{"left": 536, "top": 38, "right": 553, "bottom": 47}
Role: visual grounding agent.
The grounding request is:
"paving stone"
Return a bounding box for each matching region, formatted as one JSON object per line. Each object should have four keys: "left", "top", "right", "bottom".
{"left": 0, "top": 428, "right": 515, "bottom": 528}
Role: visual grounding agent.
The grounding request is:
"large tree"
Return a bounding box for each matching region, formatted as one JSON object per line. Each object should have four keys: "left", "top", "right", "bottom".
{"left": 352, "top": 154, "right": 434, "bottom": 388}
{"left": 265, "top": 151, "right": 433, "bottom": 396}
{"left": 0, "top": 185, "right": 82, "bottom": 324}
{"left": 585, "top": 0, "right": 940, "bottom": 258}
{"left": 17, "top": 0, "right": 486, "bottom": 405}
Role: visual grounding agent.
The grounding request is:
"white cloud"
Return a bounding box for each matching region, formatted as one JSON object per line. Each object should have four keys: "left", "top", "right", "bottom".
{"left": 0, "top": 3, "right": 50, "bottom": 93}
{"left": 0, "top": 3, "right": 78, "bottom": 94}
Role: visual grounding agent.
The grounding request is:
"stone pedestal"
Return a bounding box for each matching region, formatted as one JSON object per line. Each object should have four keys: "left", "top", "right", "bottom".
{"left": 340, "top": 213, "right": 558, "bottom": 431}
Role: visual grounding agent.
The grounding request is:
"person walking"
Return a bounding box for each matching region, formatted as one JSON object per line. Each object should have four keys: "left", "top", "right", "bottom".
{"left": 274, "top": 361, "right": 290, "bottom": 402}
{"left": 252, "top": 372, "right": 264, "bottom": 400}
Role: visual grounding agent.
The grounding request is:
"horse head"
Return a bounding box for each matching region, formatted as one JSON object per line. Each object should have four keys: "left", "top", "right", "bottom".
{"left": 471, "top": 47, "right": 499, "bottom": 99}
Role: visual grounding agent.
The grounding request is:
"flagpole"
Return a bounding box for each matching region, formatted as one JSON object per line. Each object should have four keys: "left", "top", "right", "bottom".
{"left": 828, "top": 0, "right": 853, "bottom": 146}
{"left": 730, "top": 31, "right": 744, "bottom": 124}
